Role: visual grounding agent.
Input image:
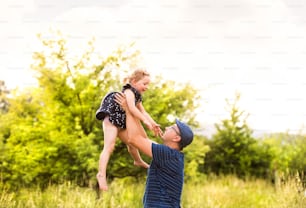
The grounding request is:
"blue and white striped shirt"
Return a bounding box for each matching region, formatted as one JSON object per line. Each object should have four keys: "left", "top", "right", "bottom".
{"left": 143, "top": 143, "right": 184, "bottom": 208}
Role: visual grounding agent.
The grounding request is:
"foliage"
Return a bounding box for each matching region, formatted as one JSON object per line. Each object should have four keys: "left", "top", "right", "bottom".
{"left": 289, "top": 134, "right": 306, "bottom": 173}
{"left": 183, "top": 135, "right": 209, "bottom": 182}
{"left": 203, "top": 93, "right": 306, "bottom": 181}
{"left": 260, "top": 133, "right": 306, "bottom": 185}
{"left": 1, "top": 29, "right": 305, "bottom": 191}
{"left": 0, "top": 30, "right": 200, "bottom": 189}
{"left": 204, "top": 93, "right": 271, "bottom": 178}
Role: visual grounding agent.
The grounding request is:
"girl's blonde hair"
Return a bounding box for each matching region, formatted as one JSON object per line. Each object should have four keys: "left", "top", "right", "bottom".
{"left": 123, "top": 69, "right": 150, "bottom": 83}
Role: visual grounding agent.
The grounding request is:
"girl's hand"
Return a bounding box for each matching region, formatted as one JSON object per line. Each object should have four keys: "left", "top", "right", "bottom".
{"left": 152, "top": 123, "right": 163, "bottom": 137}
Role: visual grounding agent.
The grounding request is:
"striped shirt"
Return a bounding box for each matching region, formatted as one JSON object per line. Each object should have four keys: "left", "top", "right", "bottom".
{"left": 143, "top": 143, "right": 184, "bottom": 208}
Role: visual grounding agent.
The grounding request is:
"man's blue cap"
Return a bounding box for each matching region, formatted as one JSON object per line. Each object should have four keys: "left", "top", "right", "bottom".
{"left": 175, "top": 119, "right": 194, "bottom": 149}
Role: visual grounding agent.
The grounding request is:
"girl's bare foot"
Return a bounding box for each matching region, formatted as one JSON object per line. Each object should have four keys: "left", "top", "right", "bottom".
{"left": 134, "top": 160, "right": 149, "bottom": 169}
{"left": 96, "top": 173, "right": 108, "bottom": 191}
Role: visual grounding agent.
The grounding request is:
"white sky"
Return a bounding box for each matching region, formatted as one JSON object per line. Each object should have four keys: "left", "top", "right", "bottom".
{"left": 1, "top": 0, "right": 306, "bottom": 136}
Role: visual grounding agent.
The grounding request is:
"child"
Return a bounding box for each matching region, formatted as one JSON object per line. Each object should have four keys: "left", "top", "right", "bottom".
{"left": 95, "top": 69, "right": 161, "bottom": 191}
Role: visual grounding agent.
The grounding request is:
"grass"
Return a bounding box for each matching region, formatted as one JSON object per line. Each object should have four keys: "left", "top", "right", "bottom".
{"left": 182, "top": 175, "right": 305, "bottom": 208}
{"left": 1, "top": 175, "right": 305, "bottom": 208}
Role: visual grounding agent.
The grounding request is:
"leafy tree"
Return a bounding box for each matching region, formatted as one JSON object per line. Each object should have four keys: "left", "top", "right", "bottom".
{"left": 289, "top": 134, "right": 306, "bottom": 173}
{"left": 184, "top": 134, "right": 209, "bottom": 183}
{"left": 289, "top": 134, "right": 306, "bottom": 188}
{"left": 0, "top": 30, "right": 201, "bottom": 189}
{"left": 203, "top": 92, "right": 305, "bottom": 181}
{"left": 261, "top": 133, "right": 306, "bottom": 184}
{"left": 204, "top": 93, "right": 266, "bottom": 178}
{"left": 0, "top": 80, "right": 10, "bottom": 189}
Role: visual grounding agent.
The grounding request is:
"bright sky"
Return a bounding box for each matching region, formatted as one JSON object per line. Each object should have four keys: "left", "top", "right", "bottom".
{"left": 1, "top": 0, "right": 306, "bottom": 136}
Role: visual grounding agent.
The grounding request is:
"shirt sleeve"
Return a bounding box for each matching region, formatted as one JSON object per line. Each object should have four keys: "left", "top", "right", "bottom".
{"left": 151, "top": 143, "right": 184, "bottom": 176}
{"left": 152, "top": 143, "right": 173, "bottom": 168}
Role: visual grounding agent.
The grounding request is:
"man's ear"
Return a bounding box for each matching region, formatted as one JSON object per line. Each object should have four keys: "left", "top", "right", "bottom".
{"left": 172, "top": 135, "right": 181, "bottom": 143}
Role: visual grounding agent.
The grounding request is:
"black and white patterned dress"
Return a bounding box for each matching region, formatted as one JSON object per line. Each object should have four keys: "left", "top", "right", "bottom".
{"left": 95, "top": 84, "right": 142, "bottom": 129}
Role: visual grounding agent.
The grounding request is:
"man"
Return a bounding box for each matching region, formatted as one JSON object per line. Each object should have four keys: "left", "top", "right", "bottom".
{"left": 115, "top": 92, "right": 194, "bottom": 208}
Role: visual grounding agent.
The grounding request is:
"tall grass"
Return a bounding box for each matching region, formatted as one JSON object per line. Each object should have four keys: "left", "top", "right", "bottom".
{"left": 1, "top": 175, "right": 304, "bottom": 208}
{"left": 182, "top": 175, "right": 305, "bottom": 208}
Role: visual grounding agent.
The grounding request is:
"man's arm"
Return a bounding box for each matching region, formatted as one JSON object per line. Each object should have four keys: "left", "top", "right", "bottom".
{"left": 115, "top": 92, "right": 154, "bottom": 158}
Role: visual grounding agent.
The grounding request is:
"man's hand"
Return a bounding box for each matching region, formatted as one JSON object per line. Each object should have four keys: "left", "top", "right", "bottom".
{"left": 153, "top": 125, "right": 163, "bottom": 138}
{"left": 114, "top": 92, "right": 128, "bottom": 112}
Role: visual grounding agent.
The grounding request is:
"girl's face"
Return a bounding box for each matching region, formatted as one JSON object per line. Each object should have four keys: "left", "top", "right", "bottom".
{"left": 131, "top": 75, "right": 151, "bottom": 94}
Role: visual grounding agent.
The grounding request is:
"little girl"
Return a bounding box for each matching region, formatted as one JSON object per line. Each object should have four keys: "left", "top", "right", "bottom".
{"left": 95, "top": 69, "right": 161, "bottom": 191}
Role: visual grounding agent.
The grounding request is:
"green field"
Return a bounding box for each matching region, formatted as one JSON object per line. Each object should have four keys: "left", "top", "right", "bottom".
{"left": 1, "top": 175, "right": 305, "bottom": 208}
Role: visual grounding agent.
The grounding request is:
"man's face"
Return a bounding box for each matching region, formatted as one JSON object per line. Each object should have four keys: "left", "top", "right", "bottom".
{"left": 162, "top": 124, "right": 180, "bottom": 140}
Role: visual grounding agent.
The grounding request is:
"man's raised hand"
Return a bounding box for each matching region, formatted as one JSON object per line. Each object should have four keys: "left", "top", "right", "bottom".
{"left": 114, "top": 92, "right": 128, "bottom": 111}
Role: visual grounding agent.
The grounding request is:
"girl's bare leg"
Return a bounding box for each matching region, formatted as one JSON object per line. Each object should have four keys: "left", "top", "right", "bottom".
{"left": 127, "top": 144, "right": 149, "bottom": 168}
{"left": 118, "top": 127, "right": 149, "bottom": 169}
{"left": 97, "top": 117, "right": 118, "bottom": 191}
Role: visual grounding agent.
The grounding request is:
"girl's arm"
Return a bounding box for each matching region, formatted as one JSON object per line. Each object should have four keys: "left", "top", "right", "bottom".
{"left": 137, "top": 102, "right": 157, "bottom": 125}
{"left": 124, "top": 89, "right": 153, "bottom": 130}
{"left": 137, "top": 102, "right": 163, "bottom": 137}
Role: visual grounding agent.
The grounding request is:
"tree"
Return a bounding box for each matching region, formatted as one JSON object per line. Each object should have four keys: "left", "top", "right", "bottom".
{"left": 0, "top": 80, "right": 10, "bottom": 188}
{"left": 0, "top": 30, "right": 201, "bottom": 189}
{"left": 289, "top": 134, "right": 306, "bottom": 173}
{"left": 261, "top": 133, "right": 306, "bottom": 185}
{"left": 184, "top": 134, "right": 209, "bottom": 182}
{"left": 204, "top": 93, "right": 266, "bottom": 178}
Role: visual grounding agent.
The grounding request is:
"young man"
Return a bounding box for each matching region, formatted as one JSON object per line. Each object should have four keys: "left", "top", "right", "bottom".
{"left": 115, "top": 92, "right": 194, "bottom": 208}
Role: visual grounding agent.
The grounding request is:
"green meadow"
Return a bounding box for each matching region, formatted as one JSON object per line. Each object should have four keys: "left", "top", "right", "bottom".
{"left": 1, "top": 176, "right": 304, "bottom": 208}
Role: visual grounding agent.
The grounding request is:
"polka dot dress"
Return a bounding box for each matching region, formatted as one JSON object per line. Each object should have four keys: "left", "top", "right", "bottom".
{"left": 95, "top": 84, "right": 142, "bottom": 129}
